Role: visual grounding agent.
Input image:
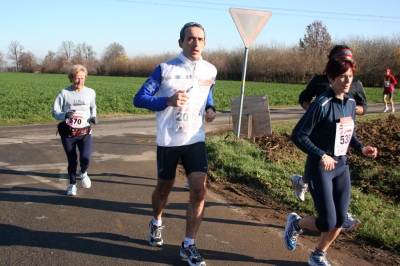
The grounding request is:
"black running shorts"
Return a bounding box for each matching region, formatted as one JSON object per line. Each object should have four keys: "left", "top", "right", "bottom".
{"left": 156, "top": 142, "right": 208, "bottom": 180}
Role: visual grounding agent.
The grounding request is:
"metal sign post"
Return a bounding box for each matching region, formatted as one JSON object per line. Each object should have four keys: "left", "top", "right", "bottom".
{"left": 237, "top": 47, "right": 249, "bottom": 137}
{"left": 229, "top": 8, "right": 272, "bottom": 137}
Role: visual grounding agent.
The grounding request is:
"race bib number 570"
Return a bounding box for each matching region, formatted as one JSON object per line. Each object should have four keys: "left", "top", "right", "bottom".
{"left": 66, "top": 111, "right": 87, "bottom": 129}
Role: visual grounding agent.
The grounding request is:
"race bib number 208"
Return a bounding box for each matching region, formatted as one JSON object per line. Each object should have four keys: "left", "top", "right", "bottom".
{"left": 174, "top": 109, "right": 202, "bottom": 132}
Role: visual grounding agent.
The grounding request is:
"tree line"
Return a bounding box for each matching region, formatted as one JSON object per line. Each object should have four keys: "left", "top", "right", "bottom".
{"left": 1, "top": 21, "right": 399, "bottom": 87}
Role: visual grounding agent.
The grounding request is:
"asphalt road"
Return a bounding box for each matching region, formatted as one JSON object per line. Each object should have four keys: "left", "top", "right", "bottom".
{"left": 0, "top": 103, "right": 394, "bottom": 266}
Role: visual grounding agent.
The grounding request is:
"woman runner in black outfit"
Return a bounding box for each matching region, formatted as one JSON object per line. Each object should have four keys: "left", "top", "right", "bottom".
{"left": 283, "top": 56, "right": 378, "bottom": 266}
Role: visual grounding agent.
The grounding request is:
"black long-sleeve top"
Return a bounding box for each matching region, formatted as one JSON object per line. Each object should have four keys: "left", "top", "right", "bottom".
{"left": 292, "top": 89, "right": 364, "bottom": 159}
{"left": 298, "top": 75, "right": 367, "bottom": 115}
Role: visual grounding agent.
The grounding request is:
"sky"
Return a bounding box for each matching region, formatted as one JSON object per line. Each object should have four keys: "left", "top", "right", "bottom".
{"left": 2, "top": 0, "right": 400, "bottom": 62}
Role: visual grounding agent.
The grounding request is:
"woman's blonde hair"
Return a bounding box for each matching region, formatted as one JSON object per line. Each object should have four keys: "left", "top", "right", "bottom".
{"left": 68, "top": 64, "right": 88, "bottom": 81}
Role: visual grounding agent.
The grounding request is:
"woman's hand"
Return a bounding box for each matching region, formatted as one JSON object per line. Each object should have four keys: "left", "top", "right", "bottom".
{"left": 320, "top": 154, "right": 338, "bottom": 170}
{"left": 362, "top": 146, "right": 378, "bottom": 159}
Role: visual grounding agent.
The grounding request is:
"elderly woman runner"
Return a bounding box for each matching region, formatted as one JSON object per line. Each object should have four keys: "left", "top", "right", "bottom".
{"left": 283, "top": 56, "right": 378, "bottom": 266}
{"left": 52, "top": 64, "right": 98, "bottom": 196}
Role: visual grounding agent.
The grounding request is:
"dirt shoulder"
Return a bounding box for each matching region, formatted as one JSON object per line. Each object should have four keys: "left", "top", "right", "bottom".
{"left": 205, "top": 180, "right": 399, "bottom": 266}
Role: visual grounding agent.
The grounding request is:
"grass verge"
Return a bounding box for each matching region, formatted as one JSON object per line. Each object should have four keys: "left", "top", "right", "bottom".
{"left": 206, "top": 114, "right": 400, "bottom": 251}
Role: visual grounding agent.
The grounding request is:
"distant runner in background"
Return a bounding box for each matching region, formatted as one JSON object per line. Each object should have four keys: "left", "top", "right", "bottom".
{"left": 292, "top": 45, "right": 366, "bottom": 233}
{"left": 382, "top": 68, "right": 397, "bottom": 113}
{"left": 52, "top": 64, "right": 98, "bottom": 196}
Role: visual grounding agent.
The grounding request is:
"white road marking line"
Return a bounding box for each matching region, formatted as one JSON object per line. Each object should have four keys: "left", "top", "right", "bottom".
{"left": 3, "top": 163, "right": 68, "bottom": 189}
{"left": 91, "top": 150, "right": 156, "bottom": 162}
{"left": 2, "top": 150, "right": 155, "bottom": 189}
{"left": 7, "top": 163, "right": 67, "bottom": 171}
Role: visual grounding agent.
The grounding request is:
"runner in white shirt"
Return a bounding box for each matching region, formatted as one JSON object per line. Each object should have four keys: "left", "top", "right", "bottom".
{"left": 134, "top": 22, "right": 216, "bottom": 266}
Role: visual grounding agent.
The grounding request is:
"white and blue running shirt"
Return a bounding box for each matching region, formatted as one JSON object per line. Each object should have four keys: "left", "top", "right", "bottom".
{"left": 134, "top": 52, "right": 217, "bottom": 146}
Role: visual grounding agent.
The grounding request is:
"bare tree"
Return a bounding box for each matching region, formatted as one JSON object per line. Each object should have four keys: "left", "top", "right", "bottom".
{"left": 82, "top": 43, "right": 96, "bottom": 62}
{"left": 72, "top": 42, "right": 97, "bottom": 65}
{"left": 72, "top": 43, "right": 85, "bottom": 64}
{"left": 346, "top": 36, "right": 397, "bottom": 86}
{"left": 58, "top": 41, "right": 75, "bottom": 61}
{"left": 101, "top": 42, "right": 126, "bottom": 75}
{"left": 19, "top": 51, "right": 37, "bottom": 72}
{"left": 299, "top": 20, "right": 332, "bottom": 74}
{"left": 0, "top": 50, "right": 6, "bottom": 71}
{"left": 395, "top": 46, "right": 400, "bottom": 71}
{"left": 41, "top": 50, "right": 70, "bottom": 73}
{"left": 46, "top": 50, "right": 56, "bottom": 60}
{"left": 41, "top": 50, "right": 57, "bottom": 73}
{"left": 54, "top": 55, "right": 70, "bottom": 74}
{"left": 7, "top": 41, "right": 24, "bottom": 71}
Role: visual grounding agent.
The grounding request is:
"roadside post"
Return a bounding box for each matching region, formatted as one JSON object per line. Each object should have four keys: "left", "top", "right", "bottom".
{"left": 229, "top": 8, "right": 272, "bottom": 137}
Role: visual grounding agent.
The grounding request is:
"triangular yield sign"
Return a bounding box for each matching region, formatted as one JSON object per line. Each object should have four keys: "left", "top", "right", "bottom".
{"left": 229, "top": 8, "right": 272, "bottom": 48}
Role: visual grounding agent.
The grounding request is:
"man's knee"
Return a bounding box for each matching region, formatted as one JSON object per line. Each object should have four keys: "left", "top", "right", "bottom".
{"left": 190, "top": 187, "right": 207, "bottom": 203}
{"left": 156, "top": 179, "right": 174, "bottom": 197}
{"left": 188, "top": 173, "right": 207, "bottom": 200}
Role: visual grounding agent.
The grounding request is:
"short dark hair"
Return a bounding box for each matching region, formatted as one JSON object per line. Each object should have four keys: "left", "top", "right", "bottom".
{"left": 325, "top": 57, "right": 356, "bottom": 80}
{"left": 179, "top": 22, "right": 205, "bottom": 41}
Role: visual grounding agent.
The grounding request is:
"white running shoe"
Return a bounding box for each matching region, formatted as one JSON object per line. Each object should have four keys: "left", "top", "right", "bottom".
{"left": 341, "top": 212, "right": 362, "bottom": 233}
{"left": 180, "top": 242, "right": 206, "bottom": 266}
{"left": 291, "top": 174, "right": 308, "bottom": 202}
{"left": 148, "top": 222, "right": 164, "bottom": 247}
{"left": 308, "top": 249, "right": 332, "bottom": 266}
{"left": 391, "top": 108, "right": 395, "bottom": 113}
{"left": 67, "top": 184, "right": 77, "bottom": 196}
{"left": 383, "top": 106, "right": 388, "bottom": 112}
{"left": 78, "top": 168, "right": 91, "bottom": 189}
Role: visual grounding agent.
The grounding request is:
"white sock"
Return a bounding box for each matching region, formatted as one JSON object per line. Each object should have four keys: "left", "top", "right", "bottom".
{"left": 151, "top": 217, "right": 162, "bottom": 227}
{"left": 184, "top": 237, "right": 194, "bottom": 248}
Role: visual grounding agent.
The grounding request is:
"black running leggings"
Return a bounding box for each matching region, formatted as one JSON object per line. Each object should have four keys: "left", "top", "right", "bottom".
{"left": 61, "top": 134, "right": 92, "bottom": 184}
{"left": 305, "top": 155, "right": 351, "bottom": 232}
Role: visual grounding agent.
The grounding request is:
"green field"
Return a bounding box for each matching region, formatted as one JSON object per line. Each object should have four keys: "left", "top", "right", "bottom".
{"left": 0, "top": 72, "right": 384, "bottom": 126}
